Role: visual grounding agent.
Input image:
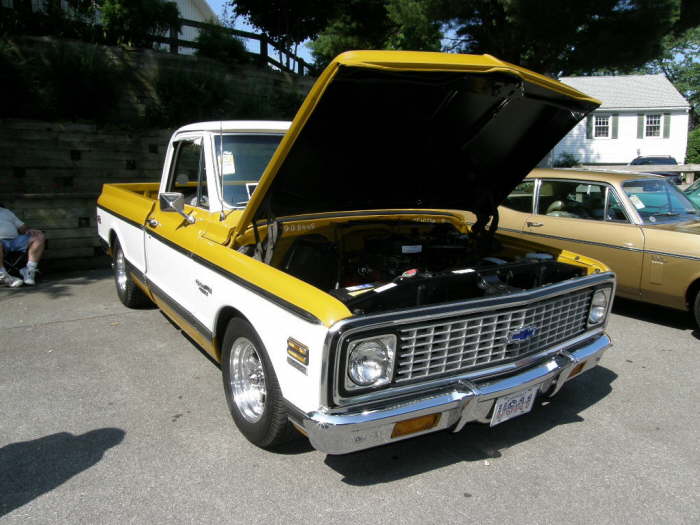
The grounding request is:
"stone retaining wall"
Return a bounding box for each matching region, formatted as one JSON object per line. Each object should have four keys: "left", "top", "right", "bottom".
{"left": 1, "top": 120, "right": 173, "bottom": 271}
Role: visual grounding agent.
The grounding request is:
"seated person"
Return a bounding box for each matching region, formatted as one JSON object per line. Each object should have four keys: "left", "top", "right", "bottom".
{"left": 0, "top": 206, "right": 45, "bottom": 287}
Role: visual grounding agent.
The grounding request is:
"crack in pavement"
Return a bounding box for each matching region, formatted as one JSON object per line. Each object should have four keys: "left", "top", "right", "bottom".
{"left": 0, "top": 310, "right": 146, "bottom": 331}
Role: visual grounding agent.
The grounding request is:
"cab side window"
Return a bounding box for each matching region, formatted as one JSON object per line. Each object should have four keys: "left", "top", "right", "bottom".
{"left": 605, "top": 190, "right": 629, "bottom": 222}
{"left": 537, "top": 180, "right": 608, "bottom": 221}
{"left": 502, "top": 181, "right": 534, "bottom": 212}
{"left": 167, "top": 139, "right": 208, "bottom": 209}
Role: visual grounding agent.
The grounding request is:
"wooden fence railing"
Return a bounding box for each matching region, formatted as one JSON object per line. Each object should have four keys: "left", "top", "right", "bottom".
{"left": 153, "top": 18, "right": 314, "bottom": 76}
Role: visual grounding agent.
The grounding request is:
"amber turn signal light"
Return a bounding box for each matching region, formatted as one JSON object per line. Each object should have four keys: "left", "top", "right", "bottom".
{"left": 568, "top": 361, "right": 586, "bottom": 379}
{"left": 391, "top": 414, "right": 441, "bottom": 438}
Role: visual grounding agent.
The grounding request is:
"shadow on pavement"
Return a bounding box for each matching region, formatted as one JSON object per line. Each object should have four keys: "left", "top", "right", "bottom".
{"left": 0, "top": 428, "right": 125, "bottom": 517}
{"left": 324, "top": 366, "right": 617, "bottom": 485}
{"left": 0, "top": 269, "right": 112, "bottom": 301}
{"left": 611, "top": 297, "right": 695, "bottom": 331}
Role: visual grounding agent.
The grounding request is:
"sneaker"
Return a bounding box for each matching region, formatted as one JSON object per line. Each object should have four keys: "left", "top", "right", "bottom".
{"left": 0, "top": 273, "right": 23, "bottom": 288}
{"left": 19, "top": 267, "right": 36, "bottom": 286}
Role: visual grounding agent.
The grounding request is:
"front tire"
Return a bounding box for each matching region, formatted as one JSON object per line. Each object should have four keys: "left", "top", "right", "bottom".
{"left": 221, "top": 318, "right": 296, "bottom": 449}
{"left": 112, "top": 240, "right": 149, "bottom": 308}
{"left": 694, "top": 291, "right": 700, "bottom": 329}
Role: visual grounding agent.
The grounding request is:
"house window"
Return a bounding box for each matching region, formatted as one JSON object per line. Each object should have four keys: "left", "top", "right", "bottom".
{"left": 594, "top": 115, "right": 610, "bottom": 138}
{"left": 645, "top": 114, "right": 661, "bottom": 137}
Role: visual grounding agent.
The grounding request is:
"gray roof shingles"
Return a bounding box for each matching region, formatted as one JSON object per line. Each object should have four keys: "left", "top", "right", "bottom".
{"left": 559, "top": 74, "right": 689, "bottom": 110}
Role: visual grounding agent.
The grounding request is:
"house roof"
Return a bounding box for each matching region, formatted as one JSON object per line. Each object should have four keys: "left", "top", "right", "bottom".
{"left": 559, "top": 74, "right": 689, "bottom": 111}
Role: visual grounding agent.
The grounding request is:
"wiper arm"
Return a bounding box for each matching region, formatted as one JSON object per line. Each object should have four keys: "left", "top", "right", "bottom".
{"left": 649, "top": 212, "right": 680, "bottom": 217}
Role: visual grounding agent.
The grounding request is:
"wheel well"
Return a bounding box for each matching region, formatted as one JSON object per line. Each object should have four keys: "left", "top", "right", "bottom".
{"left": 686, "top": 278, "right": 700, "bottom": 310}
{"left": 108, "top": 230, "right": 117, "bottom": 256}
{"left": 214, "top": 306, "right": 248, "bottom": 361}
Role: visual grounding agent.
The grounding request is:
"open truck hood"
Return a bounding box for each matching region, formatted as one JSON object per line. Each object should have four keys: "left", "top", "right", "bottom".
{"left": 235, "top": 51, "right": 599, "bottom": 239}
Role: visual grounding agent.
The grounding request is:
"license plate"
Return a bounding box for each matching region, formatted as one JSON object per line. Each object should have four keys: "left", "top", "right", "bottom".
{"left": 490, "top": 385, "right": 539, "bottom": 427}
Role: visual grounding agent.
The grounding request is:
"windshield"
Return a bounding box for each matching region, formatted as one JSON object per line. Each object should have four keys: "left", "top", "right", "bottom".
{"left": 631, "top": 157, "right": 677, "bottom": 165}
{"left": 685, "top": 179, "right": 700, "bottom": 195}
{"left": 214, "top": 133, "right": 283, "bottom": 207}
{"left": 622, "top": 179, "right": 699, "bottom": 224}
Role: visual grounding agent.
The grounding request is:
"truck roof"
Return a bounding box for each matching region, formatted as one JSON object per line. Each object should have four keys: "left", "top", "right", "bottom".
{"left": 174, "top": 121, "right": 291, "bottom": 134}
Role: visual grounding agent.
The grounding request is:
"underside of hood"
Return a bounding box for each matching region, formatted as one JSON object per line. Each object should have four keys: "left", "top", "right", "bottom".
{"left": 237, "top": 51, "right": 600, "bottom": 238}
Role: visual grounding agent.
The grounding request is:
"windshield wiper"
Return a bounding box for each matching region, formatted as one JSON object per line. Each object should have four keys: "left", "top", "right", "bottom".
{"left": 649, "top": 212, "right": 680, "bottom": 218}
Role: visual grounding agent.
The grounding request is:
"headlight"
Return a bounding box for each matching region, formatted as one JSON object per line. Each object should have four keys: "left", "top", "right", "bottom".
{"left": 588, "top": 287, "right": 612, "bottom": 326}
{"left": 346, "top": 335, "right": 396, "bottom": 389}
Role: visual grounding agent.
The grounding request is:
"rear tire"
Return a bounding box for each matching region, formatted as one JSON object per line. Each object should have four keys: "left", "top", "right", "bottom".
{"left": 113, "top": 240, "right": 149, "bottom": 308}
{"left": 221, "top": 318, "right": 296, "bottom": 449}
{"left": 694, "top": 291, "right": 700, "bottom": 329}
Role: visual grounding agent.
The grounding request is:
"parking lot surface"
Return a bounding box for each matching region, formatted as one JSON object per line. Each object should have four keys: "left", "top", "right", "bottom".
{"left": 1, "top": 269, "right": 698, "bottom": 524}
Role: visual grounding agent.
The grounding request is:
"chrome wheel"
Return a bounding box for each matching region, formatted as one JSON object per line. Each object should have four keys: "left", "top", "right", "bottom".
{"left": 229, "top": 337, "right": 267, "bottom": 423}
{"left": 115, "top": 247, "right": 127, "bottom": 292}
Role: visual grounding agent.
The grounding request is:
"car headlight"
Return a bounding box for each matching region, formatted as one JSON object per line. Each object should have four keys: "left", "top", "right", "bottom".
{"left": 346, "top": 335, "right": 396, "bottom": 390}
{"left": 588, "top": 287, "right": 612, "bottom": 326}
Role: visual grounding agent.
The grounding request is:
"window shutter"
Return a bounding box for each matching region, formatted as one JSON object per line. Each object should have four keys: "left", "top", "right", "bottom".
{"left": 586, "top": 115, "right": 593, "bottom": 139}
{"left": 612, "top": 113, "right": 618, "bottom": 139}
{"left": 637, "top": 114, "right": 644, "bottom": 139}
{"left": 663, "top": 113, "right": 671, "bottom": 138}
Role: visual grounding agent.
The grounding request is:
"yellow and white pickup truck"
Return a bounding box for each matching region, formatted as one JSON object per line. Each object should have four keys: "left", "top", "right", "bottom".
{"left": 97, "top": 51, "right": 615, "bottom": 454}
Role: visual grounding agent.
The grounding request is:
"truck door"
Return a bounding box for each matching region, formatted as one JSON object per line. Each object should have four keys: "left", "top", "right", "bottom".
{"left": 144, "top": 136, "right": 213, "bottom": 341}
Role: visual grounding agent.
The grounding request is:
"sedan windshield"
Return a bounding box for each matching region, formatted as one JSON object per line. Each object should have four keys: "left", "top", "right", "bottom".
{"left": 622, "top": 179, "right": 699, "bottom": 224}
{"left": 214, "top": 133, "right": 283, "bottom": 207}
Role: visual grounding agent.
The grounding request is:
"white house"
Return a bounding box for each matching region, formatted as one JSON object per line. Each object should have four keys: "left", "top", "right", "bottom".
{"left": 161, "top": 0, "right": 218, "bottom": 54}
{"left": 545, "top": 75, "right": 690, "bottom": 166}
{"left": 4, "top": 0, "right": 218, "bottom": 55}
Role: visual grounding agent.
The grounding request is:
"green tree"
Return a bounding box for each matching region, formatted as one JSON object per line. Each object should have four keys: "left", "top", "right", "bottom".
{"left": 636, "top": 27, "right": 700, "bottom": 127}
{"left": 436, "top": 0, "right": 679, "bottom": 76}
{"left": 195, "top": 23, "right": 250, "bottom": 66}
{"left": 230, "top": 0, "right": 338, "bottom": 52}
{"left": 101, "top": 0, "right": 181, "bottom": 48}
{"left": 687, "top": 128, "right": 700, "bottom": 163}
{"left": 310, "top": 0, "right": 441, "bottom": 69}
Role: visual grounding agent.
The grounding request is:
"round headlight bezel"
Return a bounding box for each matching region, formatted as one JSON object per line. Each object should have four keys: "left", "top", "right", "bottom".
{"left": 345, "top": 334, "right": 396, "bottom": 391}
{"left": 588, "top": 287, "right": 612, "bottom": 326}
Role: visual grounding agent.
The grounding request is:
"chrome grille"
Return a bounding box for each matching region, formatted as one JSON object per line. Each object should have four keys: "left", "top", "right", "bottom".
{"left": 395, "top": 289, "right": 593, "bottom": 383}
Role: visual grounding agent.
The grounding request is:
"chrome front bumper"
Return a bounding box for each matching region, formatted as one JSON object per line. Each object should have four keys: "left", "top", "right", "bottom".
{"left": 300, "top": 334, "right": 611, "bottom": 455}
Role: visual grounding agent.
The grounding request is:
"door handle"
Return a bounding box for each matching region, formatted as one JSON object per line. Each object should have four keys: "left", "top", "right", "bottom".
{"left": 526, "top": 221, "right": 544, "bottom": 227}
{"left": 147, "top": 218, "right": 159, "bottom": 228}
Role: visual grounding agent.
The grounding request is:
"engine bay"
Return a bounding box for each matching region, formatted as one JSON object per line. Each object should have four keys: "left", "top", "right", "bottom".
{"left": 266, "top": 219, "right": 586, "bottom": 315}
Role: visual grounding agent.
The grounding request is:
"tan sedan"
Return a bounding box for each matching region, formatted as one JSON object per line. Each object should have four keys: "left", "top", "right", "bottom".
{"left": 497, "top": 168, "right": 700, "bottom": 326}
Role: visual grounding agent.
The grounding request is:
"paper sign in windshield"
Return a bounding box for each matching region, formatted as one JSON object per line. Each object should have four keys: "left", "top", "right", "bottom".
{"left": 221, "top": 152, "right": 236, "bottom": 175}
{"left": 629, "top": 194, "right": 645, "bottom": 209}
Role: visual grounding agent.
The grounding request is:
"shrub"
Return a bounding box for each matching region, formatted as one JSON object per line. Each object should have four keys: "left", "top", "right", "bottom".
{"left": 0, "top": 40, "right": 35, "bottom": 118}
{"left": 146, "top": 65, "right": 305, "bottom": 127}
{"left": 146, "top": 66, "right": 238, "bottom": 127}
{"left": 34, "top": 41, "right": 126, "bottom": 122}
{"left": 687, "top": 128, "right": 700, "bottom": 164}
{"left": 553, "top": 152, "right": 580, "bottom": 168}
{"left": 101, "top": 0, "right": 181, "bottom": 48}
{"left": 195, "top": 23, "right": 250, "bottom": 66}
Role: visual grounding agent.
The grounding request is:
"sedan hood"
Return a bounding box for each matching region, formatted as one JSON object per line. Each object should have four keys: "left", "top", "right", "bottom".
{"left": 235, "top": 51, "right": 599, "bottom": 239}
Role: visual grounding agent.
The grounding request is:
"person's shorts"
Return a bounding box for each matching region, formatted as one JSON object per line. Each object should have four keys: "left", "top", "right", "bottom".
{"left": 0, "top": 233, "right": 30, "bottom": 253}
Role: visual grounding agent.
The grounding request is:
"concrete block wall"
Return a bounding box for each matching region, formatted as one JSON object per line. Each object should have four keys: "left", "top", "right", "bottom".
{"left": 0, "top": 120, "right": 173, "bottom": 272}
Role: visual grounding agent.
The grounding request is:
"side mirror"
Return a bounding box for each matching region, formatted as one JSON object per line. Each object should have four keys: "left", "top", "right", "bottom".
{"left": 159, "top": 192, "right": 195, "bottom": 224}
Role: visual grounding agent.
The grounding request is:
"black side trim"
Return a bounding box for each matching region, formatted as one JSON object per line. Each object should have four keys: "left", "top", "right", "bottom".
{"left": 506, "top": 226, "right": 700, "bottom": 262}
{"left": 149, "top": 280, "right": 214, "bottom": 342}
{"left": 97, "top": 204, "right": 144, "bottom": 230}
{"left": 124, "top": 259, "right": 146, "bottom": 284}
{"left": 274, "top": 209, "right": 459, "bottom": 224}
{"left": 146, "top": 228, "right": 322, "bottom": 325}
{"left": 498, "top": 226, "right": 644, "bottom": 254}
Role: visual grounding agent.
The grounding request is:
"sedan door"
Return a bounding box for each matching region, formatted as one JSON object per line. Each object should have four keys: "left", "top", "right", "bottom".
{"left": 522, "top": 179, "right": 645, "bottom": 298}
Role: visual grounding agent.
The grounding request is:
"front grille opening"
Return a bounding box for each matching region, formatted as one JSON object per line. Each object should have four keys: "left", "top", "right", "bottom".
{"left": 395, "top": 289, "right": 593, "bottom": 383}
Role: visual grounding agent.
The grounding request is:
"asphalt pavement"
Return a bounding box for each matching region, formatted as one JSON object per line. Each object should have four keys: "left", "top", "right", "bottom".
{"left": 1, "top": 269, "right": 698, "bottom": 524}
